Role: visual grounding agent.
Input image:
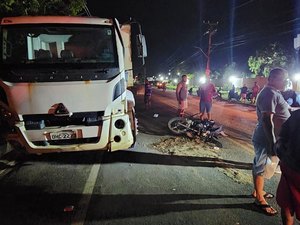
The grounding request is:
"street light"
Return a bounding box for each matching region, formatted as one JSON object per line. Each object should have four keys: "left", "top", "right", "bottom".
{"left": 293, "top": 73, "right": 300, "bottom": 81}
{"left": 199, "top": 77, "right": 206, "bottom": 84}
{"left": 229, "top": 75, "right": 239, "bottom": 87}
{"left": 293, "top": 73, "right": 300, "bottom": 91}
{"left": 229, "top": 75, "right": 237, "bottom": 83}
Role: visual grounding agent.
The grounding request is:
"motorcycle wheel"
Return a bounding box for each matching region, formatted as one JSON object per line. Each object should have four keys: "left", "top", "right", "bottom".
{"left": 210, "top": 136, "right": 223, "bottom": 148}
{"left": 168, "top": 117, "right": 190, "bottom": 134}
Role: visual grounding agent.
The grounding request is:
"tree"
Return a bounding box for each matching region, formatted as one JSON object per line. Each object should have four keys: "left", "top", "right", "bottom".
{"left": 248, "top": 43, "right": 293, "bottom": 77}
{"left": 0, "top": 0, "right": 86, "bottom": 16}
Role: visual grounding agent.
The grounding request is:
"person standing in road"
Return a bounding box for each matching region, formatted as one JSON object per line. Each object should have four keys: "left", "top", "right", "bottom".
{"left": 240, "top": 84, "right": 248, "bottom": 104}
{"left": 162, "top": 82, "right": 167, "bottom": 92}
{"left": 198, "top": 80, "right": 216, "bottom": 121}
{"left": 144, "top": 79, "right": 152, "bottom": 109}
{"left": 251, "top": 68, "right": 291, "bottom": 216}
{"left": 176, "top": 74, "right": 188, "bottom": 117}
{"left": 251, "top": 81, "right": 260, "bottom": 104}
{"left": 275, "top": 109, "right": 300, "bottom": 225}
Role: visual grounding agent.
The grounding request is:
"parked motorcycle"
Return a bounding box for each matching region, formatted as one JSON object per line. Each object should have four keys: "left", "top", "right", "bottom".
{"left": 168, "top": 114, "right": 224, "bottom": 148}
{"left": 213, "top": 91, "right": 223, "bottom": 101}
{"left": 228, "top": 89, "right": 240, "bottom": 101}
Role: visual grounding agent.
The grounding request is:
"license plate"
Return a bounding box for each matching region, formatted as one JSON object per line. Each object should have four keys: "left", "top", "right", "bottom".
{"left": 50, "top": 131, "right": 76, "bottom": 140}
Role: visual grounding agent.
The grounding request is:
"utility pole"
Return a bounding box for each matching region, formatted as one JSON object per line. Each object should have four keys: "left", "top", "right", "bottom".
{"left": 203, "top": 21, "right": 218, "bottom": 79}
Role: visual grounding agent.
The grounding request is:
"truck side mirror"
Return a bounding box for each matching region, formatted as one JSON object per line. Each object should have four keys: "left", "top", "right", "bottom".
{"left": 136, "top": 34, "right": 147, "bottom": 59}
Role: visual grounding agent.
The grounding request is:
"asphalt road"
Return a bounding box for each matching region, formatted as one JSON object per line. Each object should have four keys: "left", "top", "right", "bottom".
{"left": 136, "top": 88, "right": 257, "bottom": 142}
{"left": 0, "top": 88, "right": 283, "bottom": 225}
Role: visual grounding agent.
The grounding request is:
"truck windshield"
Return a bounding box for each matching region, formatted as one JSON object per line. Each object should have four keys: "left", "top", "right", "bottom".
{"left": 1, "top": 25, "right": 117, "bottom": 67}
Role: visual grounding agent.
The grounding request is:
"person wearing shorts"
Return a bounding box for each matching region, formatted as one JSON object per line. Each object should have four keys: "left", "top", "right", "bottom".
{"left": 144, "top": 79, "right": 152, "bottom": 109}
{"left": 240, "top": 84, "right": 248, "bottom": 103}
{"left": 198, "top": 80, "right": 216, "bottom": 121}
{"left": 176, "top": 75, "right": 188, "bottom": 117}
{"left": 252, "top": 68, "right": 290, "bottom": 216}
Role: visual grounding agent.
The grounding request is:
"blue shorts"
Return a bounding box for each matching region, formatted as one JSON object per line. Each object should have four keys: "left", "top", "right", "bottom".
{"left": 252, "top": 141, "right": 268, "bottom": 176}
{"left": 199, "top": 101, "right": 212, "bottom": 113}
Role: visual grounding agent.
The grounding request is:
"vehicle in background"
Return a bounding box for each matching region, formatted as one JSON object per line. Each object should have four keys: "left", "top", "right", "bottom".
{"left": 156, "top": 82, "right": 163, "bottom": 89}
{"left": 228, "top": 89, "right": 240, "bottom": 101}
{"left": 157, "top": 81, "right": 167, "bottom": 90}
{"left": 0, "top": 16, "right": 146, "bottom": 154}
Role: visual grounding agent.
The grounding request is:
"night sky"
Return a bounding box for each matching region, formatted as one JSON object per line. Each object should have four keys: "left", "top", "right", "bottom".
{"left": 86, "top": 0, "right": 299, "bottom": 76}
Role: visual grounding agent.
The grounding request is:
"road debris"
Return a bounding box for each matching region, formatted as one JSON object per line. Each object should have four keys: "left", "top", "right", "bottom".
{"left": 152, "top": 136, "right": 253, "bottom": 185}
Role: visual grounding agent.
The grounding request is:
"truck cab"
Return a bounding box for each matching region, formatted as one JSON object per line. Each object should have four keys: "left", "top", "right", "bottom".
{"left": 0, "top": 16, "right": 137, "bottom": 154}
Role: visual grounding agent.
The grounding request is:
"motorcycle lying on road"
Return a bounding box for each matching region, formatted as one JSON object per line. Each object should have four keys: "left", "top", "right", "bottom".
{"left": 167, "top": 114, "right": 224, "bottom": 148}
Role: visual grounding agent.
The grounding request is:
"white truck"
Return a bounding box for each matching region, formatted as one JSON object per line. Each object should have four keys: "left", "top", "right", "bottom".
{"left": 0, "top": 16, "right": 144, "bottom": 154}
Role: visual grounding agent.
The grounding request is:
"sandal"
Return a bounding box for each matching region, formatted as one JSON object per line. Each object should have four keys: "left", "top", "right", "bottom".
{"left": 263, "top": 193, "right": 275, "bottom": 198}
{"left": 251, "top": 192, "right": 274, "bottom": 199}
{"left": 254, "top": 201, "right": 278, "bottom": 216}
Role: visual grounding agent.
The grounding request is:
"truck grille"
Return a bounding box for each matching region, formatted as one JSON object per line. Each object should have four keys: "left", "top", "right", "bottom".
{"left": 32, "top": 137, "right": 100, "bottom": 146}
{"left": 23, "top": 111, "right": 104, "bottom": 130}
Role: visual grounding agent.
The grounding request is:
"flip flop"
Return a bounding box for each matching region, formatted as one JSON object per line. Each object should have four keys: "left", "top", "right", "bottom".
{"left": 254, "top": 201, "right": 278, "bottom": 216}
{"left": 251, "top": 192, "right": 274, "bottom": 199}
{"left": 263, "top": 193, "right": 274, "bottom": 198}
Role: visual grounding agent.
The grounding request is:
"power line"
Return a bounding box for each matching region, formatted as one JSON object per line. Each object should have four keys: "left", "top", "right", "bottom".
{"left": 83, "top": 2, "right": 92, "bottom": 16}
{"left": 159, "top": 3, "right": 298, "bottom": 74}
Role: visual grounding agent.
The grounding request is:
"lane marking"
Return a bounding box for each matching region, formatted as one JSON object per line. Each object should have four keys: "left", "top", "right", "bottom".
{"left": 71, "top": 163, "right": 101, "bottom": 225}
